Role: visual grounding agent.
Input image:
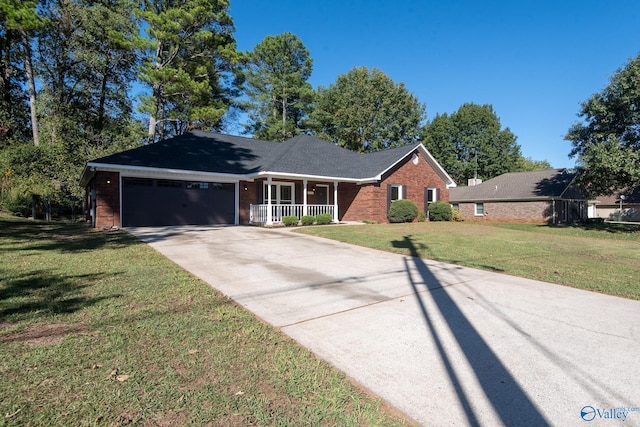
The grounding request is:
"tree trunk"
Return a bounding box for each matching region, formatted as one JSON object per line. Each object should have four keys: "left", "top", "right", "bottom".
{"left": 96, "top": 65, "right": 109, "bottom": 133}
{"left": 281, "top": 86, "right": 286, "bottom": 141}
{"left": 148, "top": 113, "right": 156, "bottom": 144}
{"left": 1, "top": 30, "right": 13, "bottom": 119}
{"left": 21, "top": 31, "right": 39, "bottom": 146}
{"left": 148, "top": 83, "right": 161, "bottom": 144}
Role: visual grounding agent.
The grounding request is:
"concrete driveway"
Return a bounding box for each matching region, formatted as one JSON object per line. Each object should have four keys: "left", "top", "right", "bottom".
{"left": 127, "top": 225, "right": 640, "bottom": 427}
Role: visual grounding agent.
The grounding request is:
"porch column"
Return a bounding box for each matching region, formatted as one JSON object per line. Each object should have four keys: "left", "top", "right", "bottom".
{"left": 266, "top": 176, "right": 273, "bottom": 225}
{"left": 303, "top": 179, "right": 308, "bottom": 217}
{"left": 333, "top": 181, "right": 339, "bottom": 223}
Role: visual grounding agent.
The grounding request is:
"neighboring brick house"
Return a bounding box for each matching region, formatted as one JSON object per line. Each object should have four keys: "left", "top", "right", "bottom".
{"left": 449, "top": 169, "right": 586, "bottom": 224}
{"left": 80, "top": 131, "right": 456, "bottom": 228}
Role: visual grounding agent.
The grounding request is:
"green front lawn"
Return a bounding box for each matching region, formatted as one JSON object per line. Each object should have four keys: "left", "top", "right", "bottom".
{"left": 0, "top": 216, "right": 410, "bottom": 426}
{"left": 297, "top": 222, "right": 640, "bottom": 300}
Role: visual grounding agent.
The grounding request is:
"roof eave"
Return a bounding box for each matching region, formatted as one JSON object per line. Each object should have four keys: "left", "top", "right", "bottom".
{"left": 81, "top": 162, "right": 253, "bottom": 183}
{"left": 256, "top": 171, "right": 377, "bottom": 184}
{"left": 450, "top": 196, "right": 560, "bottom": 203}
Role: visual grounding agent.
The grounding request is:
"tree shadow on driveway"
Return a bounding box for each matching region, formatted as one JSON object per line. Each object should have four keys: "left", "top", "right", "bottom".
{"left": 394, "top": 235, "right": 550, "bottom": 426}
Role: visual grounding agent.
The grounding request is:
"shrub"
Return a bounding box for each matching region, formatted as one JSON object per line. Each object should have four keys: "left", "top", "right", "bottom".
{"left": 388, "top": 199, "right": 419, "bottom": 223}
{"left": 282, "top": 215, "right": 299, "bottom": 226}
{"left": 585, "top": 217, "right": 605, "bottom": 224}
{"left": 418, "top": 211, "right": 427, "bottom": 222}
{"left": 451, "top": 208, "right": 463, "bottom": 222}
{"left": 315, "top": 213, "right": 333, "bottom": 225}
{"left": 428, "top": 201, "right": 453, "bottom": 221}
{"left": 301, "top": 215, "right": 315, "bottom": 226}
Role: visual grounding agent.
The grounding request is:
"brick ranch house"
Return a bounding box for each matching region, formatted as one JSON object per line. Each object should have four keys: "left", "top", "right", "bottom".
{"left": 449, "top": 169, "right": 587, "bottom": 224}
{"left": 80, "top": 131, "right": 456, "bottom": 228}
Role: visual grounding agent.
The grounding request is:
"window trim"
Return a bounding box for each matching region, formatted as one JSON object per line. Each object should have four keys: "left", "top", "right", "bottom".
{"left": 390, "top": 184, "right": 404, "bottom": 202}
{"left": 426, "top": 187, "right": 439, "bottom": 204}
{"left": 263, "top": 181, "right": 295, "bottom": 205}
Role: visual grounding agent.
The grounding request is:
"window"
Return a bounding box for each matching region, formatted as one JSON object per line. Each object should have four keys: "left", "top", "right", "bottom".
{"left": 475, "top": 203, "right": 485, "bottom": 216}
{"left": 186, "top": 182, "right": 209, "bottom": 190}
{"left": 451, "top": 203, "right": 459, "bottom": 211}
{"left": 390, "top": 184, "right": 403, "bottom": 201}
{"left": 280, "top": 185, "right": 292, "bottom": 204}
{"left": 264, "top": 182, "right": 294, "bottom": 204}
{"left": 426, "top": 188, "right": 439, "bottom": 203}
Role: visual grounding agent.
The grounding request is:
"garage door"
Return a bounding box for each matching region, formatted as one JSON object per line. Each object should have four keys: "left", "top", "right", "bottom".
{"left": 122, "top": 178, "right": 235, "bottom": 226}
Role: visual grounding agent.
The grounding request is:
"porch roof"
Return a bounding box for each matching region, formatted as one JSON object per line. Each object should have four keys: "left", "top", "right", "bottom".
{"left": 81, "top": 131, "right": 455, "bottom": 187}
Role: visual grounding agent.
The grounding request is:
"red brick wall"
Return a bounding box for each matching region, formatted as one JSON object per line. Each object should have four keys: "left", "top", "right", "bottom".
{"left": 456, "top": 201, "right": 553, "bottom": 223}
{"left": 239, "top": 180, "right": 256, "bottom": 224}
{"left": 341, "top": 150, "right": 451, "bottom": 223}
{"left": 93, "top": 171, "right": 120, "bottom": 229}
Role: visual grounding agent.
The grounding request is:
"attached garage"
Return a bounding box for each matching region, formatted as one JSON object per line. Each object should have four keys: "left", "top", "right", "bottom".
{"left": 122, "top": 178, "right": 235, "bottom": 227}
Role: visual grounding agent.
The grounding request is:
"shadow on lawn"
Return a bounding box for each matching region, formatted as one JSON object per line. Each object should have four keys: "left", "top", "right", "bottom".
{"left": 0, "top": 218, "right": 138, "bottom": 253}
{"left": 0, "top": 269, "right": 122, "bottom": 321}
{"left": 392, "top": 235, "right": 550, "bottom": 426}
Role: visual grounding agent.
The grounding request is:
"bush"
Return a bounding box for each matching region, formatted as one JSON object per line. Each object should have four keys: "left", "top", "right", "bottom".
{"left": 428, "top": 201, "right": 453, "bottom": 221}
{"left": 585, "top": 217, "right": 605, "bottom": 224}
{"left": 315, "top": 213, "right": 333, "bottom": 225}
{"left": 301, "top": 215, "right": 315, "bottom": 226}
{"left": 451, "top": 208, "right": 463, "bottom": 222}
{"left": 418, "top": 211, "right": 427, "bottom": 222}
{"left": 282, "top": 215, "right": 299, "bottom": 226}
{"left": 388, "top": 199, "right": 419, "bottom": 223}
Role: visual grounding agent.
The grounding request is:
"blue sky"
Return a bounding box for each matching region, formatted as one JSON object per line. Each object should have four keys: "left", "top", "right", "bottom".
{"left": 229, "top": 0, "right": 640, "bottom": 168}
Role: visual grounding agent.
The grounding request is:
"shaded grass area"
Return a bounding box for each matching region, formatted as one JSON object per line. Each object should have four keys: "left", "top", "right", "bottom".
{"left": 298, "top": 222, "right": 640, "bottom": 300}
{"left": 0, "top": 216, "right": 410, "bottom": 426}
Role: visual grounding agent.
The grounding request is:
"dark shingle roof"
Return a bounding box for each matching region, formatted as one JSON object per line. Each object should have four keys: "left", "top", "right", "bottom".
{"left": 91, "top": 131, "right": 274, "bottom": 174}
{"left": 87, "top": 130, "right": 427, "bottom": 181}
{"left": 449, "top": 169, "right": 581, "bottom": 202}
{"left": 594, "top": 188, "right": 640, "bottom": 205}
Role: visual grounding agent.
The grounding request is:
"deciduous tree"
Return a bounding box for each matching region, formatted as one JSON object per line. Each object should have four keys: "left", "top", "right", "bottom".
{"left": 566, "top": 54, "right": 640, "bottom": 196}
{"left": 423, "top": 103, "right": 522, "bottom": 183}
{"left": 310, "top": 67, "right": 424, "bottom": 152}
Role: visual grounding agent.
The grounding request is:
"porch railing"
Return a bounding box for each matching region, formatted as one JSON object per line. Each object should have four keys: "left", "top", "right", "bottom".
{"left": 250, "top": 204, "right": 335, "bottom": 224}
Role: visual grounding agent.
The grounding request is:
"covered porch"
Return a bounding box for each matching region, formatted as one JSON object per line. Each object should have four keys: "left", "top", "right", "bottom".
{"left": 249, "top": 204, "right": 336, "bottom": 225}
{"left": 248, "top": 177, "right": 340, "bottom": 225}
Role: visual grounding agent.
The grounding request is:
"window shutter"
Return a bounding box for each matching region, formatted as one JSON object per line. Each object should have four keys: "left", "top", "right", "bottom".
{"left": 294, "top": 183, "right": 301, "bottom": 204}
{"left": 402, "top": 185, "right": 407, "bottom": 200}
{"left": 436, "top": 187, "right": 440, "bottom": 201}
{"left": 424, "top": 188, "right": 429, "bottom": 211}
{"left": 387, "top": 185, "right": 393, "bottom": 212}
{"left": 257, "top": 182, "right": 263, "bottom": 203}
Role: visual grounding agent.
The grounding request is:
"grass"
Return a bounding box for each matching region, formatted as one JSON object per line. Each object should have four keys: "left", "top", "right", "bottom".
{"left": 297, "top": 221, "right": 640, "bottom": 300}
{"left": 0, "top": 215, "right": 411, "bottom": 426}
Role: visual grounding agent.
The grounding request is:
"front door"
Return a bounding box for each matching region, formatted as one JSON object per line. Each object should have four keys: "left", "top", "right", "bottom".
{"left": 316, "top": 185, "right": 329, "bottom": 205}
